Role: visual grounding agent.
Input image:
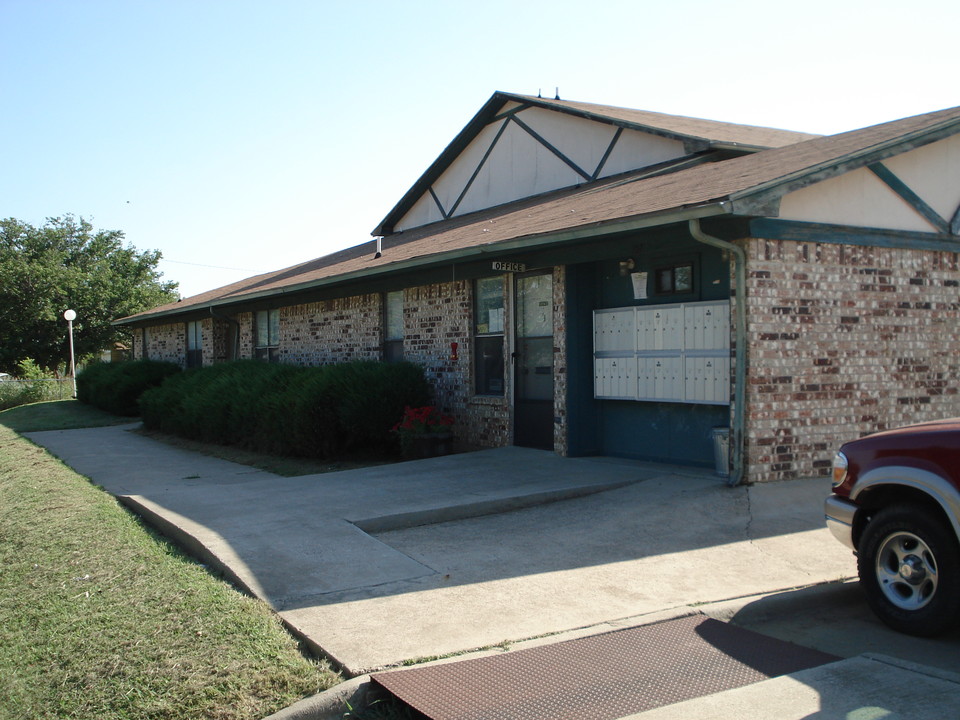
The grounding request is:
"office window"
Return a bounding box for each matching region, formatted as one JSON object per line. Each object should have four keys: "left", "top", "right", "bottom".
{"left": 186, "top": 321, "right": 202, "bottom": 368}
{"left": 384, "top": 290, "right": 403, "bottom": 362}
{"left": 474, "top": 277, "right": 505, "bottom": 395}
{"left": 655, "top": 263, "right": 694, "bottom": 295}
{"left": 255, "top": 309, "right": 280, "bottom": 362}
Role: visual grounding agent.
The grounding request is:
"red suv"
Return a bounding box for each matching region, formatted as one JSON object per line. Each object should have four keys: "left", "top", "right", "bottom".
{"left": 825, "top": 418, "right": 960, "bottom": 636}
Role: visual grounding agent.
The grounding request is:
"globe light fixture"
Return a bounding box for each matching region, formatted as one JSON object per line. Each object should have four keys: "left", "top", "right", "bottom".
{"left": 63, "top": 309, "right": 77, "bottom": 398}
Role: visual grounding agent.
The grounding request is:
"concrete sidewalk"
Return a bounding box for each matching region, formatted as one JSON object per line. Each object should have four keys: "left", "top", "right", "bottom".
{"left": 27, "top": 422, "right": 854, "bottom": 675}
{"left": 622, "top": 652, "right": 960, "bottom": 720}
{"left": 27, "top": 421, "right": 943, "bottom": 719}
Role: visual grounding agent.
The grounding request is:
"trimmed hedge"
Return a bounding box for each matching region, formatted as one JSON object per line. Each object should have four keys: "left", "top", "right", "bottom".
{"left": 138, "top": 360, "right": 431, "bottom": 458}
{"left": 77, "top": 360, "right": 182, "bottom": 416}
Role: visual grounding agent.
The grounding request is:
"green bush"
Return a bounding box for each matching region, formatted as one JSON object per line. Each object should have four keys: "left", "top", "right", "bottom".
{"left": 77, "top": 360, "right": 181, "bottom": 416}
{"left": 139, "top": 360, "right": 431, "bottom": 459}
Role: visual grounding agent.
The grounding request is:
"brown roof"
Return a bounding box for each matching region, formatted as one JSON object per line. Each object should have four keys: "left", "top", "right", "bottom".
{"left": 119, "top": 103, "right": 960, "bottom": 324}
{"left": 514, "top": 95, "right": 821, "bottom": 149}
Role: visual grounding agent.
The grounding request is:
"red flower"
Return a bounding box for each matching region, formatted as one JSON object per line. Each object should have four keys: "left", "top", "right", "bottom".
{"left": 392, "top": 405, "right": 455, "bottom": 437}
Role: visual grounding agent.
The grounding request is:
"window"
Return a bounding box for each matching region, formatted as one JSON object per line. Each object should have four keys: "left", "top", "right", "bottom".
{"left": 474, "top": 277, "right": 505, "bottom": 395}
{"left": 255, "top": 309, "right": 280, "bottom": 362}
{"left": 186, "top": 321, "right": 202, "bottom": 368}
{"left": 383, "top": 290, "right": 403, "bottom": 362}
{"left": 655, "top": 263, "right": 693, "bottom": 295}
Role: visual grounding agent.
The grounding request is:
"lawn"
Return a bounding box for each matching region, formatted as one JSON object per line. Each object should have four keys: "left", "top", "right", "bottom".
{"left": 0, "top": 398, "right": 133, "bottom": 433}
{"left": 0, "top": 416, "right": 340, "bottom": 719}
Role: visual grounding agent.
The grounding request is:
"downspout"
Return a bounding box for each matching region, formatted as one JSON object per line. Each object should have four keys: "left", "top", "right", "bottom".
{"left": 688, "top": 218, "right": 747, "bottom": 487}
{"left": 209, "top": 307, "right": 240, "bottom": 361}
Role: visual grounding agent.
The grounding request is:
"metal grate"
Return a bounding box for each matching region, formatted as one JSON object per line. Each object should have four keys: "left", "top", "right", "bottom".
{"left": 371, "top": 614, "right": 839, "bottom": 720}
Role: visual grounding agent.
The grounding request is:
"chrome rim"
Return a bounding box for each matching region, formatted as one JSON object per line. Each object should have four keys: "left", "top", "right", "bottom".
{"left": 875, "top": 530, "right": 938, "bottom": 610}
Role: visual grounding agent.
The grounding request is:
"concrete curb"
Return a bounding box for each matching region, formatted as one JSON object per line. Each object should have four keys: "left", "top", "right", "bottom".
{"left": 859, "top": 652, "right": 960, "bottom": 684}
{"left": 697, "top": 579, "right": 860, "bottom": 624}
{"left": 350, "top": 480, "right": 633, "bottom": 532}
{"left": 260, "top": 675, "right": 373, "bottom": 720}
{"left": 256, "top": 589, "right": 863, "bottom": 720}
{"left": 116, "top": 494, "right": 260, "bottom": 598}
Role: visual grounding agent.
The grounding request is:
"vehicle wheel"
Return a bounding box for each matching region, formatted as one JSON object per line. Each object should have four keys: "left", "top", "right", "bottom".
{"left": 858, "top": 504, "right": 960, "bottom": 636}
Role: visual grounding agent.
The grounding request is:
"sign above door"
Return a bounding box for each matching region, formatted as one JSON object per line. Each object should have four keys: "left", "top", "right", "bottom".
{"left": 492, "top": 261, "right": 526, "bottom": 273}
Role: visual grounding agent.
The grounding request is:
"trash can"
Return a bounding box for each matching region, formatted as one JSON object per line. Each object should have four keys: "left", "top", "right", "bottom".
{"left": 711, "top": 427, "right": 730, "bottom": 478}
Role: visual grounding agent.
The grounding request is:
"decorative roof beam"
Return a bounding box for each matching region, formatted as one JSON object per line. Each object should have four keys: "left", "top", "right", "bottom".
{"left": 868, "top": 162, "right": 950, "bottom": 234}
{"left": 492, "top": 103, "right": 532, "bottom": 121}
{"left": 428, "top": 186, "right": 448, "bottom": 220}
{"left": 591, "top": 127, "right": 623, "bottom": 180}
{"left": 447, "top": 118, "right": 511, "bottom": 218}
{"left": 729, "top": 119, "right": 960, "bottom": 218}
{"left": 509, "top": 115, "right": 593, "bottom": 182}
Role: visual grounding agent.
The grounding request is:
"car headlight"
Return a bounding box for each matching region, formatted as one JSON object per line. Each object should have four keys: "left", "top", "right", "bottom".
{"left": 832, "top": 451, "right": 848, "bottom": 488}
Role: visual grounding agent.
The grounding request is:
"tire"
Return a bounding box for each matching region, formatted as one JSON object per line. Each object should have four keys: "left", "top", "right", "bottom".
{"left": 857, "top": 504, "right": 960, "bottom": 637}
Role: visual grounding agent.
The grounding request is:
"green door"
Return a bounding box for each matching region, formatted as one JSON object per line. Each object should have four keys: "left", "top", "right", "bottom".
{"left": 514, "top": 272, "right": 554, "bottom": 449}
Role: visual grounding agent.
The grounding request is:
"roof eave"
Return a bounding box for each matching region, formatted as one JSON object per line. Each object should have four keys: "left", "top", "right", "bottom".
{"left": 373, "top": 91, "right": 517, "bottom": 237}
{"left": 729, "top": 115, "right": 960, "bottom": 215}
{"left": 118, "top": 201, "right": 732, "bottom": 327}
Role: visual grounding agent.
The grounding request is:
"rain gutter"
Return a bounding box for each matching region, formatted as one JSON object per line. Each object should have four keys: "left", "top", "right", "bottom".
{"left": 688, "top": 214, "right": 746, "bottom": 487}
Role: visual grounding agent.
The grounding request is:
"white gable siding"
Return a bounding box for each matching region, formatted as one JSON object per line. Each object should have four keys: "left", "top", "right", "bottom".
{"left": 401, "top": 187, "right": 445, "bottom": 228}
{"left": 598, "top": 127, "right": 687, "bottom": 177}
{"left": 778, "top": 166, "right": 940, "bottom": 233}
{"left": 431, "top": 120, "right": 508, "bottom": 219}
{"left": 778, "top": 134, "right": 960, "bottom": 233}
{"left": 881, "top": 134, "right": 960, "bottom": 223}
{"left": 455, "top": 119, "right": 582, "bottom": 216}
{"left": 516, "top": 107, "right": 621, "bottom": 177}
{"left": 394, "top": 106, "right": 688, "bottom": 232}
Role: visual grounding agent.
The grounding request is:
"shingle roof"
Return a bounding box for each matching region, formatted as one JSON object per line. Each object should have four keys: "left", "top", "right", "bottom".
{"left": 512, "top": 94, "right": 821, "bottom": 149}
{"left": 118, "top": 103, "right": 960, "bottom": 325}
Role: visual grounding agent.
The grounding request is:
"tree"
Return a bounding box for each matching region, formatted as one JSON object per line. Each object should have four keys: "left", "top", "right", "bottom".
{"left": 0, "top": 215, "right": 179, "bottom": 375}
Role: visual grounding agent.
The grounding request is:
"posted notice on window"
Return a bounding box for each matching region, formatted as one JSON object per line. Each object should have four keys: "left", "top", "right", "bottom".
{"left": 631, "top": 272, "right": 648, "bottom": 300}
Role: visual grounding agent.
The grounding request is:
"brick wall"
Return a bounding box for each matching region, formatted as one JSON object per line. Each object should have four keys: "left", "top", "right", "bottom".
{"left": 552, "top": 266, "right": 568, "bottom": 455}
{"left": 238, "top": 312, "right": 254, "bottom": 359}
{"left": 280, "top": 295, "right": 382, "bottom": 365}
{"left": 402, "top": 280, "right": 513, "bottom": 449}
{"left": 209, "top": 318, "right": 231, "bottom": 364}
{"left": 129, "top": 268, "right": 570, "bottom": 454}
{"left": 138, "top": 322, "right": 186, "bottom": 365}
{"left": 743, "top": 238, "right": 960, "bottom": 483}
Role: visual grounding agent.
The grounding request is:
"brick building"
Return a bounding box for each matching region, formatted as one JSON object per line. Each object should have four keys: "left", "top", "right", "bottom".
{"left": 117, "top": 92, "right": 960, "bottom": 484}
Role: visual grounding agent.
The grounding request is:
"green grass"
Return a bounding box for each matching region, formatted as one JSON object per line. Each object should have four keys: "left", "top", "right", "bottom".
{"left": 0, "top": 399, "right": 132, "bottom": 433}
{"left": 0, "top": 379, "right": 74, "bottom": 411}
{"left": 0, "top": 423, "right": 341, "bottom": 720}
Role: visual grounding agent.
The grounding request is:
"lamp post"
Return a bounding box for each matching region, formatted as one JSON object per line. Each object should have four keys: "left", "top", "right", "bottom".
{"left": 63, "top": 309, "right": 77, "bottom": 398}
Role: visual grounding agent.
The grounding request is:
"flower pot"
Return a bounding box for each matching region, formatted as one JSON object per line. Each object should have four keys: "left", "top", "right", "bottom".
{"left": 407, "top": 433, "right": 453, "bottom": 459}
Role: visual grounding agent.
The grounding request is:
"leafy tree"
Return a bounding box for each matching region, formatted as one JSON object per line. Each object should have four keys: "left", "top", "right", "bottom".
{"left": 0, "top": 215, "right": 179, "bottom": 375}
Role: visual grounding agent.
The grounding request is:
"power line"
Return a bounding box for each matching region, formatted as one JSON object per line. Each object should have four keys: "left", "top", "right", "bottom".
{"left": 162, "top": 259, "right": 258, "bottom": 272}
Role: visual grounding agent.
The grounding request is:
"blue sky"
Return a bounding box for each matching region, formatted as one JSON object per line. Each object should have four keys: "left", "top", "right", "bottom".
{"left": 3, "top": 0, "right": 958, "bottom": 298}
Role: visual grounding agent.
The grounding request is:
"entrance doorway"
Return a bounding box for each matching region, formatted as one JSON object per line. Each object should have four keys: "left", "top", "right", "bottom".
{"left": 513, "top": 272, "right": 554, "bottom": 449}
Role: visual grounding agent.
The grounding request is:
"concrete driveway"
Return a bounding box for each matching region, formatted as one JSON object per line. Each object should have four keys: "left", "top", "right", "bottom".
{"left": 27, "top": 423, "right": 853, "bottom": 675}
